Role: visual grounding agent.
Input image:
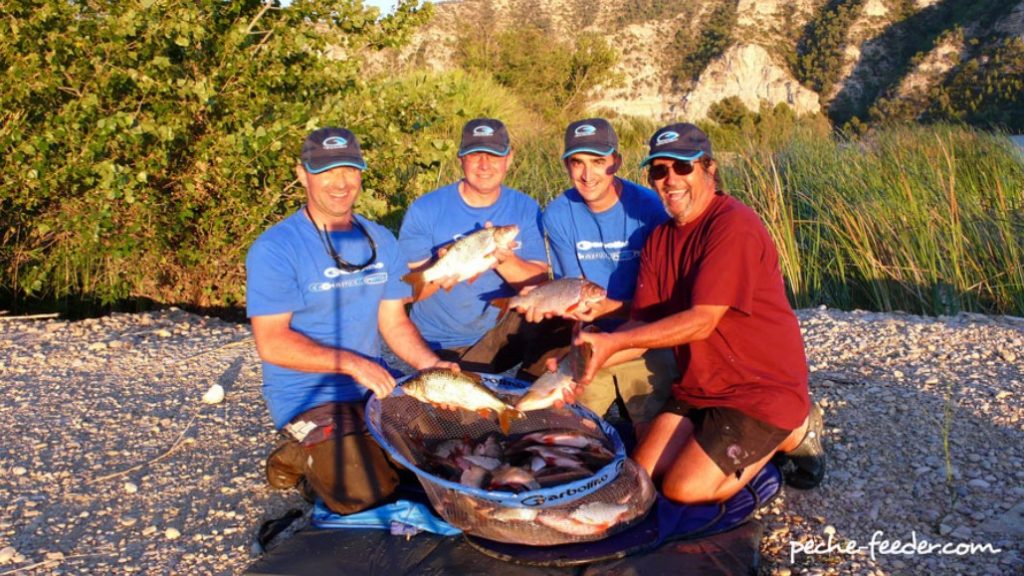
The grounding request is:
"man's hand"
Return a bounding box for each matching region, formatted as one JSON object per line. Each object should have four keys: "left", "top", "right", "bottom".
{"left": 347, "top": 355, "right": 398, "bottom": 399}
{"left": 574, "top": 329, "right": 620, "bottom": 388}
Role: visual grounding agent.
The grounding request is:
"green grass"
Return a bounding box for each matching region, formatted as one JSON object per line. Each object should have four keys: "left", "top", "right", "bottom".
{"left": 435, "top": 117, "right": 1023, "bottom": 317}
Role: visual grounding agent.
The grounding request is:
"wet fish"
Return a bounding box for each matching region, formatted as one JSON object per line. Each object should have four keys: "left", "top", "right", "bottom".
{"left": 401, "top": 225, "right": 520, "bottom": 301}
{"left": 512, "top": 429, "right": 607, "bottom": 451}
{"left": 401, "top": 368, "right": 525, "bottom": 435}
{"left": 536, "top": 502, "right": 630, "bottom": 536}
{"left": 498, "top": 277, "right": 606, "bottom": 318}
{"left": 514, "top": 343, "right": 593, "bottom": 411}
{"left": 488, "top": 464, "right": 541, "bottom": 492}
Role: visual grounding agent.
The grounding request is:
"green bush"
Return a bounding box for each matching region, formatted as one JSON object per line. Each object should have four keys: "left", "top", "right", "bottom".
{"left": 0, "top": 0, "right": 430, "bottom": 309}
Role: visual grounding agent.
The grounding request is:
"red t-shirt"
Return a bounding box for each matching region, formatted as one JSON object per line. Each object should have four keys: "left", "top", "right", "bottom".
{"left": 631, "top": 194, "right": 809, "bottom": 430}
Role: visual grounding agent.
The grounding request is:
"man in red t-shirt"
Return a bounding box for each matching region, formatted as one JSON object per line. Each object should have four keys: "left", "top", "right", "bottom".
{"left": 576, "top": 123, "right": 825, "bottom": 504}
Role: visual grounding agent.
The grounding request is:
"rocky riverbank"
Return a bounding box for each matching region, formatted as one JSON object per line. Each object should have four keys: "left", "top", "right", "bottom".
{"left": 0, "top": 307, "right": 1021, "bottom": 574}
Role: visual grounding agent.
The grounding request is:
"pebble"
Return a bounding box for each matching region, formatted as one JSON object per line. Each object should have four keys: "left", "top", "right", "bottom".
{"left": 0, "top": 308, "right": 1020, "bottom": 575}
{"left": 165, "top": 527, "right": 181, "bottom": 540}
{"left": 124, "top": 482, "right": 138, "bottom": 494}
{"left": 12, "top": 466, "right": 27, "bottom": 476}
{"left": 0, "top": 547, "right": 16, "bottom": 563}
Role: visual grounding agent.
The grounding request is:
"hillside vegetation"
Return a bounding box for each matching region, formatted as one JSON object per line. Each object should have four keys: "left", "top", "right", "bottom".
{"left": 1, "top": 0, "right": 1022, "bottom": 319}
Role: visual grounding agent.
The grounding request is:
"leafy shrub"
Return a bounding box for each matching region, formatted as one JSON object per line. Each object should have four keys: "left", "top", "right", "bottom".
{"left": 0, "top": 0, "right": 430, "bottom": 309}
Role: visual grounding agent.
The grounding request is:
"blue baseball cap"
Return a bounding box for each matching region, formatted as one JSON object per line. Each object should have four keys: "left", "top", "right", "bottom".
{"left": 640, "top": 123, "right": 713, "bottom": 167}
{"left": 301, "top": 127, "right": 367, "bottom": 173}
{"left": 562, "top": 118, "right": 618, "bottom": 159}
{"left": 458, "top": 118, "right": 511, "bottom": 157}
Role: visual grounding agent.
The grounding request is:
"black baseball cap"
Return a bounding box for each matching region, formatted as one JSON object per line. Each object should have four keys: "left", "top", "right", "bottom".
{"left": 562, "top": 118, "right": 618, "bottom": 159}
{"left": 640, "top": 123, "right": 713, "bottom": 167}
{"left": 458, "top": 118, "right": 511, "bottom": 157}
{"left": 301, "top": 127, "right": 367, "bottom": 173}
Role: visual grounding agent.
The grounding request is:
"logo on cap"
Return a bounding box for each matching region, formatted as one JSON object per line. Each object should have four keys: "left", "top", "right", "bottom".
{"left": 574, "top": 124, "right": 597, "bottom": 137}
{"left": 322, "top": 136, "right": 349, "bottom": 150}
{"left": 472, "top": 126, "right": 495, "bottom": 137}
{"left": 655, "top": 131, "right": 679, "bottom": 146}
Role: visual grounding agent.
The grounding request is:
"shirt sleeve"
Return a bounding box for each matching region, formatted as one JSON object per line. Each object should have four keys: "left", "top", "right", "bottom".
{"left": 397, "top": 202, "right": 433, "bottom": 265}
{"left": 245, "top": 238, "right": 304, "bottom": 318}
{"left": 515, "top": 198, "right": 548, "bottom": 264}
{"left": 380, "top": 228, "right": 413, "bottom": 301}
{"left": 542, "top": 206, "right": 582, "bottom": 279}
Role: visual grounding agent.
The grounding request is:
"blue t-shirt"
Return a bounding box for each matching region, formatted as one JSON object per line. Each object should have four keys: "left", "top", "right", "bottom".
{"left": 399, "top": 182, "right": 546, "bottom": 349}
{"left": 542, "top": 178, "right": 668, "bottom": 302}
{"left": 246, "top": 209, "right": 411, "bottom": 429}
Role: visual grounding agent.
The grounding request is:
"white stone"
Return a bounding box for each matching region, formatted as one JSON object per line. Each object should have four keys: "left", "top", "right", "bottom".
{"left": 0, "top": 547, "right": 16, "bottom": 564}
{"left": 202, "top": 384, "right": 225, "bottom": 405}
{"left": 123, "top": 482, "right": 138, "bottom": 494}
{"left": 165, "top": 527, "right": 181, "bottom": 540}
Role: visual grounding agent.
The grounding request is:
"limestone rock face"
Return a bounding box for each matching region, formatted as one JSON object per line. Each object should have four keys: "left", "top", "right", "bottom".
{"left": 680, "top": 44, "right": 821, "bottom": 121}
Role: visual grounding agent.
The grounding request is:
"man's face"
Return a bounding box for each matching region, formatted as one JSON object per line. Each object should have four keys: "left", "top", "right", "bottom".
{"left": 648, "top": 157, "right": 717, "bottom": 225}
{"left": 460, "top": 151, "right": 512, "bottom": 195}
{"left": 299, "top": 164, "right": 362, "bottom": 223}
{"left": 565, "top": 152, "right": 621, "bottom": 211}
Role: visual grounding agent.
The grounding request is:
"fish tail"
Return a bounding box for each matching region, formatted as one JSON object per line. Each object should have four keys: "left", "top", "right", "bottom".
{"left": 490, "top": 297, "right": 511, "bottom": 320}
{"left": 498, "top": 408, "right": 527, "bottom": 435}
{"left": 401, "top": 270, "right": 427, "bottom": 301}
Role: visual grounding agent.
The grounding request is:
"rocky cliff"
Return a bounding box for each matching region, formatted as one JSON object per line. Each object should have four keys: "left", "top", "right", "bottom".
{"left": 390, "top": 0, "right": 1024, "bottom": 124}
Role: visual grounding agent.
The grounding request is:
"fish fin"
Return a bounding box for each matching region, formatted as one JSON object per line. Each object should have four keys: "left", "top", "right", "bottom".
{"left": 401, "top": 271, "right": 429, "bottom": 302}
{"left": 466, "top": 272, "right": 482, "bottom": 285}
{"left": 565, "top": 301, "right": 580, "bottom": 313}
{"left": 498, "top": 408, "right": 527, "bottom": 435}
{"left": 490, "top": 297, "right": 511, "bottom": 321}
{"left": 461, "top": 371, "right": 485, "bottom": 385}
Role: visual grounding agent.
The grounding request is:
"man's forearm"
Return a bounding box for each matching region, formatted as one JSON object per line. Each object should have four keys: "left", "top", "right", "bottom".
{"left": 495, "top": 255, "right": 548, "bottom": 289}
{"left": 254, "top": 327, "right": 366, "bottom": 375}
{"left": 610, "top": 305, "right": 725, "bottom": 352}
{"left": 380, "top": 316, "right": 441, "bottom": 371}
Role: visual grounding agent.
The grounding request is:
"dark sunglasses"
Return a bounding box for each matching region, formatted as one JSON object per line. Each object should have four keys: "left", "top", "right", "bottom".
{"left": 305, "top": 206, "right": 377, "bottom": 272}
{"left": 648, "top": 159, "right": 695, "bottom": 181}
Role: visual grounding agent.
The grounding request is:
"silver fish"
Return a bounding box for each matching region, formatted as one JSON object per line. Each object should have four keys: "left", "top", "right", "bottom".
{"left": 514, "top": 343, "right": 593, "bottom": 411}
{"left": 401, "top": 368, "right": 525, "bottom": 434}
{"left": 402, "top": 225, "right": 520, "bottom": 301}
{"left": 502, "top": 277, "right": 606, "bottom": 318}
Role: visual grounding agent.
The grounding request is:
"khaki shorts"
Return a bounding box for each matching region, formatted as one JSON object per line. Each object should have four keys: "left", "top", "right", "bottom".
{"left": 574, "top": 348, "right": 678, "bottom": 425}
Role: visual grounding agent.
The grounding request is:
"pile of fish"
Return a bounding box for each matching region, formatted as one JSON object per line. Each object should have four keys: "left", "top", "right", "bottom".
{"left": 434, "top": 458, "right": 656, "bottom": 540}
{"left": 423, "top": 429, "right": 615, "bottom": 493}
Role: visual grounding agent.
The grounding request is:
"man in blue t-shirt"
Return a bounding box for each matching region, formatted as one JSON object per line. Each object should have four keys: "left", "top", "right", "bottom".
{"left": 246, "top": 127, "right": 455, "bottom": 515}
{"left": 525, "top": 118, "right": 677, "bottom": 435}
{"left": 399, "top": 118, "right": 552, "bottom": 374}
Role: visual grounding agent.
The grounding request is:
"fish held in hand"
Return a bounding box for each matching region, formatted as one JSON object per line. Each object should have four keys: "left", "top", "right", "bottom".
{"left": 495, "top": 277, "right": 606, "bottom": 319}
{"left": 402, "top": 225, "right": 520, "bottom": 301}
{"left": 514, "top": 343, "right": 593, "bottom": 411}
{"left": 400, "top": 368, "right": 525, "bottom": 434}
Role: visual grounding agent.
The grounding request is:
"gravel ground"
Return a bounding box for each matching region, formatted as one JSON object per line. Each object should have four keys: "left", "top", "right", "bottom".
{"left": 0, "top": 306, "right": 1021, "bottom": 575}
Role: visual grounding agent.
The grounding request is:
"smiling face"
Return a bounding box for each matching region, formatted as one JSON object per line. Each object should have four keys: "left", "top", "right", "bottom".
{"left": 565, "top": 152, "right": 622, "bottom": 212}
{"left": 648, "top": 157, "right": 718, "bottom": 225}
{"left": 460, "top": 151, "right": 512, "bottom": 198}
{"left": 298, "top": 164, "right": 362, "bottom": 228}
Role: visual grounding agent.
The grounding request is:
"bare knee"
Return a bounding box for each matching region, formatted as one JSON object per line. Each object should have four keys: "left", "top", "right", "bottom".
{"left": 661, "top": 475, "right": 723, "bottom": 505}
